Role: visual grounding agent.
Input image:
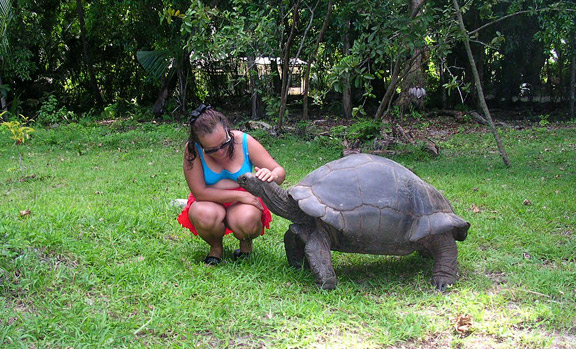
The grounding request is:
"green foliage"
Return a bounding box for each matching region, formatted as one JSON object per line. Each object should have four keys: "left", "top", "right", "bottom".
{"left": 136, "top": 50, "right": 172, "bottom": 81}
{"left": 1, "top": 111, "right": 34, "bottom": 145}
{"left": 346, "top": 119, "right": 383, "bottom": 141}
{"left": 1, "top": 0, "right": 575, "bottom": 122}
{"left": 1, "top": 111, "right": 34, "bottom": 171}
{"left": 0, "top": 0, "right": 12, "bottom": 58}
{"left": 538, "top": 114, "right": 551, "bottom": 127}
{"left": 36, "top": 95, "right": 76, "bottom": 125}
{"left": 329, "top": 119, "right": 389, "bottom": 144}
{"left": 262, "top": 95, "right": 283, "bottom": 121}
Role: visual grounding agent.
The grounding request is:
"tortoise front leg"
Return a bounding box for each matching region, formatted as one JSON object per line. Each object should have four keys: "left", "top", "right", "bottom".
{"left": 284, "top": 224, "right": 308, "bottom": 269}
{"left": 422, "top": 233, "right": 459, "bottom": 291}
{"left": 304, "top": 231, "right": 337, "bottom": 290}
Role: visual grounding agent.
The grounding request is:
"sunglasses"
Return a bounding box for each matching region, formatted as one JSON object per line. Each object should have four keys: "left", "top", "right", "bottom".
{"left": 202, "top": 135, "right": 232, "bottom": 154}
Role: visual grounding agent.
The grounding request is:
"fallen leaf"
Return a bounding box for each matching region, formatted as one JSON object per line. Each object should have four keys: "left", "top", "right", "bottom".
{"left": 471, "top": 204, "right": 482, "bottom": 213}
{"left": 454, "top": 314, "right": 472, "bottom": 335}
{"left": 523, "top": 199, "right": 532, "bottom": 206}
{"left": 20, "top": 209, "right": 31, "bottom": 217}
{"left": 523, "top": 252, "right": 532, "bottom": 259}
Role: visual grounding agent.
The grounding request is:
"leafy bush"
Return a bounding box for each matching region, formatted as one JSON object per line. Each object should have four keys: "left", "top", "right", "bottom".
{"left": 36, "top": 95, "right": 76, "bottom": 125}
{"left": 347, "top": 119, "right": 384, "bottom": 142}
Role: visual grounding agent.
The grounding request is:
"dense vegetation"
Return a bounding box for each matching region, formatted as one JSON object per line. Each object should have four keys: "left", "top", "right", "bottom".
{"left": 0, "top": 0, "right": 575, "bottom": 125}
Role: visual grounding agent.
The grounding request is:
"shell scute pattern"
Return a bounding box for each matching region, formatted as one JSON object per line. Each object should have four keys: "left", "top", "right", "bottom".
{"left": 288, "top": 154, "right": 465, "bottom": 243}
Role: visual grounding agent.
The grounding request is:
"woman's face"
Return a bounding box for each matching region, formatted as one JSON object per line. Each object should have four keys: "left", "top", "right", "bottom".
{"left": 198, "top": 124, "right": 231, "bottom": 159}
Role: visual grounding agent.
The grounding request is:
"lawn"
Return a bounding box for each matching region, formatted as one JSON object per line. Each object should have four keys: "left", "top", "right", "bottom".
{"left": 0, "top": 119, "right": 575, "bottom": 347}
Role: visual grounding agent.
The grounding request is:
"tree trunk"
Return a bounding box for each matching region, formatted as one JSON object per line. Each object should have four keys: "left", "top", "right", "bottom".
{"left": 374, "top": 1, "right": 427, "bottom": 120}
{"left": 342, "top": 19, "right": 352, "bottom": 119}
{"left": 302, "top": 0, "right": 334, "bottom": 120}
{"left": 76, "top": 0, "right": 104, "bottom": 106}
{"left": 571, "top": 51, "right": 575, "bottom": 119}
{"left": 399, "top": 0, "right": 427, "bottom": 113}
{"left": 374, "top": 60, "right": 403, "bottom": 120}
{"left": 248, "top": 55, "right": 263, "bottom": 119}
{"left": 440, "top": 59, "right": 447, "bottom": 109}
{"left": 0, "top": 74, "right": 6, "bottom": 111}
{"left": 571, "top": 19, "right": 576, "bottom": 119}
{"left": 269, "top": 58, "right": 281, "bottom": 95}
{"left": 278, "top": 0, "right": 302, "bottom": 129}
{"left": 452, "top": 0, "right": 510, "bottom": 167}
{"left": 152, "top": 68, "right": 175, "bottom": 117}
{"left": 176, "top": 61, "right": 188, "bottom": 115}
{"left": 558, "top": 45, "right": 565, "bottom": 103}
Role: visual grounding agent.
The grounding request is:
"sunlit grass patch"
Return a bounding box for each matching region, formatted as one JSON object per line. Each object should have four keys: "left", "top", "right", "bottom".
{"left": 0, "top": 121, "right": 574, "bottom": 347}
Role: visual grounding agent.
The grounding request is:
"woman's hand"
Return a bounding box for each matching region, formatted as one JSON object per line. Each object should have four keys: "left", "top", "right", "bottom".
{"left": 237, "top": 191, "right": 263, "bottom": 211}
{"left": 255, "top": 167, "right": 279, "bottom": 183}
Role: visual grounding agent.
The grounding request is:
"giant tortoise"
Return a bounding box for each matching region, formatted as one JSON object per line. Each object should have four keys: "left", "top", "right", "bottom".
{"left": 238, "top": 154, "right": 470, "bottom": 291}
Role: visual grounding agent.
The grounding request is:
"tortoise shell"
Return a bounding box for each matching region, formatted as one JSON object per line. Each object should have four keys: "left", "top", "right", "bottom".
{"left": 288, "top": 154, "right": 468, "bottom": 243}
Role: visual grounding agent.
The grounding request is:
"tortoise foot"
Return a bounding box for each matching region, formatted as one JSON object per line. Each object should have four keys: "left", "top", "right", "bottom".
{"left": 317, "top": 276, "right": 338, "bottom": 290}
{"left": 432, "top": 275, "right": 455, "bottom": 292}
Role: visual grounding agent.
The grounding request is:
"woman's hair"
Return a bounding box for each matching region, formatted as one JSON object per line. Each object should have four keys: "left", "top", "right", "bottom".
{"left": 185, "top": 107, "right": 235, "bottom": 166}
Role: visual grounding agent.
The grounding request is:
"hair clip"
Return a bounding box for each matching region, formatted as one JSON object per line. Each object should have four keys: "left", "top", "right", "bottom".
{"left": 189, "top": 104, "right": 212, "bottom": 124}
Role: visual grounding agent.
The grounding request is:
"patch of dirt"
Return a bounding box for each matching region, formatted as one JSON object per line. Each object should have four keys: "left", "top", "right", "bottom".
{"left": 395, "top": 330, "right": 575, "bottom": 349}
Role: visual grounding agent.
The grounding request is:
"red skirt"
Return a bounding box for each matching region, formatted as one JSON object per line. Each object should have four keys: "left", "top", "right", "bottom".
{"left": 177, "top": 187, "right": 272, "bottom": 236}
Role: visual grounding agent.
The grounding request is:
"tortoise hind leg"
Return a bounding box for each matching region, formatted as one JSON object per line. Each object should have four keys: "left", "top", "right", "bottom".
{"left": 285, "top": 224, "right": 308, "bottom": 269}
{"left": 421, "top": 233, "right": 459, "bottom": 291}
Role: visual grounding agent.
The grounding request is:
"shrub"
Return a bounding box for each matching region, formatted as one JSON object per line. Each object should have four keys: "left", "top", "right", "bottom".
{"left": 36, "top": 95, "right": 76, "bottom": 125}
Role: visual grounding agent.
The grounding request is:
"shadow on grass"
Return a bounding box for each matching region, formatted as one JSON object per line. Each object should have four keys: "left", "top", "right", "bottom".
{"left": 333, "top": 252, "right": 433, "bottom": 290}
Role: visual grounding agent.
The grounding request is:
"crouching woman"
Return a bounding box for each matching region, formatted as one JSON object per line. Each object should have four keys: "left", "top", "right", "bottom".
{"left": 177, "top": 105, "right": 285, "bottom": 265}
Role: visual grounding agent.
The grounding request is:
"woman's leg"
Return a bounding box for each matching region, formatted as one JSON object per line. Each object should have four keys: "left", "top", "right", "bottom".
{"left": 226, "top": 203, "right": 263, "bottom": 253}
{"left": 188, "top": 201, "right": 227, "bottom": 258}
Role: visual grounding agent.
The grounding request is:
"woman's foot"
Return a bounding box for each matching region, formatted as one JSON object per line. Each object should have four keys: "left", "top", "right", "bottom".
{"left": 233, "top": 249, "right": 250, "bottom": 261}
{"left": 203, "top": 255, "right": 222, "bottom": 266}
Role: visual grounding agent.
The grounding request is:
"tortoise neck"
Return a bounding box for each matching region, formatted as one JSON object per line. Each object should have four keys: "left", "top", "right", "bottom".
{"left": 260, "top": 181, "right": 312, "bottom": 225}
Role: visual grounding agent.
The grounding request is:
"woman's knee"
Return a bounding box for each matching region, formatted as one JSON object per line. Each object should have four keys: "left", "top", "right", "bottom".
{"left": 227, "top": 206, "right": 262, "bottom": 237}
{"left": 189, "top": 202, "right": 226, "bottom": 230}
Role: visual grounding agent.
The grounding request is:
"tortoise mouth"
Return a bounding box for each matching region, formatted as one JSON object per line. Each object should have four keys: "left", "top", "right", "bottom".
{"left": 237, "top": 173, "right": 248, "bottom": 186}
{"left": 237, "top": 172, "right": 259, "bottom": 193}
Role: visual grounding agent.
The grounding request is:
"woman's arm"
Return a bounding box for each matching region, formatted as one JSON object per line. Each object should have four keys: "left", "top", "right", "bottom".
{"left": 183, "top": 143, "right": 262, "bottom": 209}
{"left": 246, "top": 134, "right": 286, "bottom": 184}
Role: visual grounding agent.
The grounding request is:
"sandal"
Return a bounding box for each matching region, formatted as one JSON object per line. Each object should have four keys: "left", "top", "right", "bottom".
{"left": 233, "top": 249, "right": 251, "bottom": 261}
{"left": 203, "top": 255, "right": 222, "bottom": 266}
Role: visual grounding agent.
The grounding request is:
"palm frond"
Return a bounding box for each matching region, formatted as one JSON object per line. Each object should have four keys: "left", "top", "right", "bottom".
{"left": 0, "top": 0, "right": 13, "bottom": 57}
{"left": 136, "top": 50, "right": 173, "bottom": 81}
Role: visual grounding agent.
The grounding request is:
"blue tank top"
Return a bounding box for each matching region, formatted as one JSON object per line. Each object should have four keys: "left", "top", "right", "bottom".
{"left": 196, "top": 133, "right": 253, "bottom": 186}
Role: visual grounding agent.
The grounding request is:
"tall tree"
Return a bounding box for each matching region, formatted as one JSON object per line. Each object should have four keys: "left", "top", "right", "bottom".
{"left": 373, "top": 0, "right": 432, "bottom": 120}
{"left": 76, "top": 0, "right": 104, "bottom": 105}
{"left": 452, "top": 0, "right": 510, "bottom": 167}
{"left": 571, "top": 23, "right": 575, "bottom": 119}
{"left": 341, "top": 17, "right": 353, "bottom": 119}
{"left": 278, "top": 0, "right": 302, "bottom": 128}
{"left": 0, "top": 0, "right": 12, "bottom": 111}
{"left": 302, "top": 0, "right": 333, "bottom": 120}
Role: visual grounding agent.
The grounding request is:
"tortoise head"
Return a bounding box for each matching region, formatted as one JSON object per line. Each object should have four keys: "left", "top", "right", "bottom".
{"left": 237, "top": 172, "right": 269, "bottom": 198}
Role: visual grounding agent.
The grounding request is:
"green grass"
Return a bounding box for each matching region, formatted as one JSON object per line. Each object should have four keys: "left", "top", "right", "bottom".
{"left": 0, "top": 120, "right": 575, "bottom": 347}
